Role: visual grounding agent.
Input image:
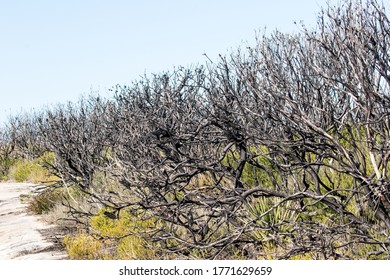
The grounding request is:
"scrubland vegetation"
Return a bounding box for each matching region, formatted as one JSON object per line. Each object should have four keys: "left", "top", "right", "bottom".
{"left": 0, "top": 0, "right": 389, "bottom": 259}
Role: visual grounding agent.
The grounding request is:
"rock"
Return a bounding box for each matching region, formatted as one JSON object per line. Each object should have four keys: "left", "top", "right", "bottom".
{"left": 0, "top": 183, "right": 68, "bottom": 260}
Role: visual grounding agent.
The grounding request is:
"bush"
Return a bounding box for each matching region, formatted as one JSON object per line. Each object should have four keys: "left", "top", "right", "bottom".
{"left": 27, "top": 188, "right": 63, "bottom": 214}
{"left": 4, "top": 0, "right": 390, "bottom": 260}
{"left": 0, "top": 157, "right": 15, "bottom": 181}
{"left": 9, "top": 160, "right": 31, "bottom": 182}
{"left": 62, "top": 208, "right": 159, "bottom": 259}
{"left": 62, "top": 232, "right": 106, "bottom": 260}
{"left": 8, "top": 153, "right": 58, "bottom": 183}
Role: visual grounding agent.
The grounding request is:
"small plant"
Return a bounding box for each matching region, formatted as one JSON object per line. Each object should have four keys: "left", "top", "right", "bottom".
{"left": 27, "top": 188, "right": 63, "bottom": 214}
{"left": 8, "top": 160, "right": 33, "bottom": 182}
{"left": 0, "top": 157, "right": 16, "bottom": 181}
{"left": 62, "top": 208, "right": 159, "bottom": 259}
{"left": 7, "top": 153, "right": 58, "bottom": 183}
{"left": 63, "top": 232, "right": 106, "bottom": 260}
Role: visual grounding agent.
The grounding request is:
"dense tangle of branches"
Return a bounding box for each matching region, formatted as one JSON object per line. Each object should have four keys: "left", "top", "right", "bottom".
{"left": 1, "top": 0, "right": 389, "bottom": 259}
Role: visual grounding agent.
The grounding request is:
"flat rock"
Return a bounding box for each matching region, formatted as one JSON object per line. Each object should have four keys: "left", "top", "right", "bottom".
{"left": 0, "top": 183, "right": 68, "bottom": 260}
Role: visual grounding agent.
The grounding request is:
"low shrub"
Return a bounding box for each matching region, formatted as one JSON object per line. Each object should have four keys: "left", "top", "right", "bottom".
{"left": 8, "top": 153, "right": 58, "bottom": 183}
{"left": 62, "top": 208, "right": 159, "bottom": 260}
{"left": 8, "top": 160, "right": 32, "bottom": 182}
{"left": 0, "top": 157, "right": 16, "bottom": 181}
{"left": 63, "top": 232, "right": 106, "bottom": 260}
{"left": 27, "top": 188, "right": 63, "bottom": 215}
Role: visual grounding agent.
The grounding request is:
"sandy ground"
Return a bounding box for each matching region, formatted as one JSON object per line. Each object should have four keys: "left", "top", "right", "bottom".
{"left": 0, "top": 182, "right": 68, "bottom": 260}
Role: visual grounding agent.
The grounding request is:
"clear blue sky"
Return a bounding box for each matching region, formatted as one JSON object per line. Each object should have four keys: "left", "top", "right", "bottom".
{"left": 0, "top": 0, "right": 337, "bottom": 124}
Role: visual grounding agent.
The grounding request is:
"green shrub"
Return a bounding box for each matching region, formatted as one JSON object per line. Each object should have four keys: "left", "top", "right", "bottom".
{"left": 0, "top": 157, "right": 16, "bottom": 181}
{"left": 63, "top": 208, "right": 159, "bottom": 260}
{"left": 63, "top": 232, "right": 106, "bottom": 260}
{"left": 8, "top": 153, "right": 58, "bottom": 183}
{"left": 27, "top": 188, "right": 63, "bottom": 214}
{"left": 8, "top": 160, "right": 32, "bottom": 182}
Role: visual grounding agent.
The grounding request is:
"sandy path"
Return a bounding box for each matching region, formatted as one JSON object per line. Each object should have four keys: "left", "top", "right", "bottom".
{"left": 0, "top": 183, "right": 68, "bottom": 260}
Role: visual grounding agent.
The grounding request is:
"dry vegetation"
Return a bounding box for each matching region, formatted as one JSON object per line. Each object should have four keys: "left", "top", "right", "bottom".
{"left": 0, "top": 0, "right": 389, "bottom": 259}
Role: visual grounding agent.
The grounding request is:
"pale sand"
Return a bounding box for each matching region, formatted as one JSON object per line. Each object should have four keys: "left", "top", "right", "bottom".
{"left": 0, "top": 183, "right": 68, "bottom": 260}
